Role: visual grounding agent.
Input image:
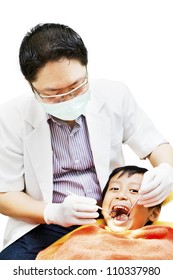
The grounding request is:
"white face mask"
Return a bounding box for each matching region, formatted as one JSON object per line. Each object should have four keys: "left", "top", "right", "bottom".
{"left": 40, "top": 90, "right": 90, "bottom": 120}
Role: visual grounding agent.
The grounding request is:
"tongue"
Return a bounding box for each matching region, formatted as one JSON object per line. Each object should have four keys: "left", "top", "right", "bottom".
{"left": 116, "top": 214, "right": 128, "bottom": 221}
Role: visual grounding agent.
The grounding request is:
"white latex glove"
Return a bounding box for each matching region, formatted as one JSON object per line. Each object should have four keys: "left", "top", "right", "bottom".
{"left": 44, "top": 194, "right": 99, "bottom": 227}
{"left": 138, "top": 163, "right": 173, "bottom": 207}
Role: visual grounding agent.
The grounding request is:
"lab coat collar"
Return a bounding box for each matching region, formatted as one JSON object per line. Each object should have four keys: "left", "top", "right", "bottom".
{"left": 24, "top": 96, "right": 47, "bottom": 128}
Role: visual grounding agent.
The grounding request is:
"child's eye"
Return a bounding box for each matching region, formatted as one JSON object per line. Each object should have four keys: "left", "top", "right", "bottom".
{"left": 110, "top": 187, "right": 119, "bottom": 191}
{"left": 129, "top": 189, "right": 139, "bottom": 193}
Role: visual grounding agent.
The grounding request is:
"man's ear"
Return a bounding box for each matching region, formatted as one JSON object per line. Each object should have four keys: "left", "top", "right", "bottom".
{"left": 148, "top": 206, "right": 161, "bottom": 222}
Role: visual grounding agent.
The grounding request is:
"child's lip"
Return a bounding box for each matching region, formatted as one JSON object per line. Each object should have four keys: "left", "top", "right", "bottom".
{"left": 111, "top": 218, "right": 129, "bottom": 225}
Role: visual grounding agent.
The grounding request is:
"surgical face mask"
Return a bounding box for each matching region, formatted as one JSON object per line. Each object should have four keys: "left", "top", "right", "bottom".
{"left": 40, "top": 90, "right": 90, "bottom": 120}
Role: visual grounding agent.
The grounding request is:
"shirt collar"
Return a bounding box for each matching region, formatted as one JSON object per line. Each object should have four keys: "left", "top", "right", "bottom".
{"left": 47, "top": 113, "right": 84, "bottom": 127}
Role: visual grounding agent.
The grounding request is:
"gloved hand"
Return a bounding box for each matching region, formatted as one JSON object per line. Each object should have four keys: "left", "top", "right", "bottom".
{"left": 138, "top": 163, "right": 173, "bottom": 207}
{"left": 44, "top": 194, "right": 99, "bottom": 227}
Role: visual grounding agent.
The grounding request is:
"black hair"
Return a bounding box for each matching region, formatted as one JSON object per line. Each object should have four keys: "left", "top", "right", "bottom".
{"left": 19, "top": 23, "right": 88, "bottom": 82}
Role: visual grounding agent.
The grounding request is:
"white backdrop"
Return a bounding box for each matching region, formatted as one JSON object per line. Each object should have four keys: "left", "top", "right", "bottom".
{"left": 0, "top": 0, "right": 173, "bottom": 250}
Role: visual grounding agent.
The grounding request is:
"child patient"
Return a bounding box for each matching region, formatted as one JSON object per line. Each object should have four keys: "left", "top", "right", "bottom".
{"left": 36, "top": 165, "right": 173, "bottom": 260}
{"left": 101, "top": 165, "right": 161, "bottom": 232}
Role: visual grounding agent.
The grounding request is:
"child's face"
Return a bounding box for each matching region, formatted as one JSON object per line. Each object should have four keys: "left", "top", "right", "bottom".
{"left": 102, "top": 171, "right": 159, "bottom": 232}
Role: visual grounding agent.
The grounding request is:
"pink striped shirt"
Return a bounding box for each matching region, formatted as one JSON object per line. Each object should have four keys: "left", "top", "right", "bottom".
{"left": 48, "top": 115, "right": 102, "bottom": 205}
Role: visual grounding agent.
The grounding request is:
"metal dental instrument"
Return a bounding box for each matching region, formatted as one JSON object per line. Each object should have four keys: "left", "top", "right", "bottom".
{"left": 96, "top": 205, "right": 110, "bottom": 214}
{"left": 127, "top": 196, "right": 141, "bottom": 216}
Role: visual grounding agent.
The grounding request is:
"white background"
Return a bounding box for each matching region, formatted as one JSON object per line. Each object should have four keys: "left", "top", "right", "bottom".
{"left": 0, "top": 0, "right": 173, "bottom": 251}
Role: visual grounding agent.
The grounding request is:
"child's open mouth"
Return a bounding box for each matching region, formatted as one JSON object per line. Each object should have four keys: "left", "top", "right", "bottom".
{"left": 109, "top": 206, "right": 129, "bottom": 222}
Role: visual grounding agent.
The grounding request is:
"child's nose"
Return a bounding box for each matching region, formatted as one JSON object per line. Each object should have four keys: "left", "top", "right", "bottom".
{"left": 115, "top": 191, "right": 128, "bottom": 201}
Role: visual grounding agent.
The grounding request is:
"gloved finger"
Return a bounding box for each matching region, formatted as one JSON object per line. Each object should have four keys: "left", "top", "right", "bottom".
{"left": 74, "top": 211, "right": 99, "bottom": 219}
{"left": 75, "top": 196, "right": 97, "bottom": 205}
{"left": 138, "top": 179, "right": 163, "bottom": 202}
{"left": 75, "top": 204, "right": 99, "bottom": 213}
{"left": 139, "top": 172, "right": 160, "bottom": 194}
{"left": 138, "top": 188, "right": 165, "bottom": 207}
{"left": 141, "top": 193, "right": 166, "bottom": 208}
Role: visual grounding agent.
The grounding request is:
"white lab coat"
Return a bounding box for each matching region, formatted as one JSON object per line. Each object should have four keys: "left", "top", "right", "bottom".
{"left": 0, "top": 79, "right": 165, "bottom": 248}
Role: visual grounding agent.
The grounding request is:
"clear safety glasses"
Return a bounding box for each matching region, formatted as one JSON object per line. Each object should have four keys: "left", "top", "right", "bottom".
{"left": 31, "top": 77, "right": 88, "bottom": 104}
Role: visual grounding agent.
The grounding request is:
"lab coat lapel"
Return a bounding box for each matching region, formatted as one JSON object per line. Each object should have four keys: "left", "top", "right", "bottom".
{"left": 86, "top": 107, "right": 111, "bottom": 190}
{"left": 24, "top": 98, "right": 53, "bottom": 202}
